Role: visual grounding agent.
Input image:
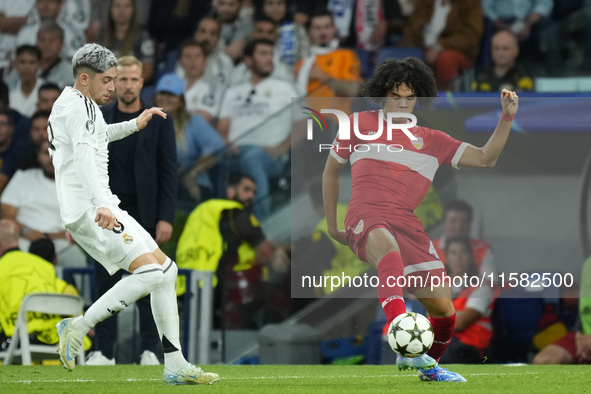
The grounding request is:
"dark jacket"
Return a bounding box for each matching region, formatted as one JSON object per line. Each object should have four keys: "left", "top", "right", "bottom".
{"left": 101, "top": 101, "right": 177, "bottom": 230}
{"left": 401, "top": 0, "right": 484, "bottom": 61}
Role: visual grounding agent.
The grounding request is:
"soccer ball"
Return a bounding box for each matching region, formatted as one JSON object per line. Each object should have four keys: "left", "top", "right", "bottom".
{"left": 387, "top": 312, "right": 434, "bottom": 358}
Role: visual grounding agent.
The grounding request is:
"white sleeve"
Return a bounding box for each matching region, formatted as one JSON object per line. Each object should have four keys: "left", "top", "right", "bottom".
{"left": 106, "top": 119, "right": 139, "bottom": 142}
{"left": 0, "top": 170, "right": 24, "bottom": 207}
{"left": 68, "top": 98, "right": 99, "bottom": 149}
{"left": 218, "top": 88, "right": 234, "bottom": 119}
{"left": 73, "top": 144, "right": 111, "bottom": 209}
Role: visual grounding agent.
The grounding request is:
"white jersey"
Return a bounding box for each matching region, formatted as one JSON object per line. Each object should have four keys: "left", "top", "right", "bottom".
{"left": 184, "top": 76, "right": 223, "bottom": 118}
{"left": 48, "top": 87, "right": 136, "bottom": 226}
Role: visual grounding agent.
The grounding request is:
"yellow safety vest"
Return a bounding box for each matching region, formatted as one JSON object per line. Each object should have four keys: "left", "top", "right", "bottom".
{"left": 176, "top": 199, "right": 257, "bottom": 296}
{"left": 0, "top": 250, "right": 90, "bottom": 349}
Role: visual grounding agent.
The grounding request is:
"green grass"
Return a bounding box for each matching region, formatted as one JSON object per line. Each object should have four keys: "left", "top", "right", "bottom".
{"left": 1, "top": 364, "right": 590, "bottom": 393}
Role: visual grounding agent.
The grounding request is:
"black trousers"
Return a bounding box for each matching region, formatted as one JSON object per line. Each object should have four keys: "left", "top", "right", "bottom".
{"left": 439, "top": 337, "right": 483, "bottom": 364}
{"left": 92, "top": 205, "right": 160, "bottom": 360}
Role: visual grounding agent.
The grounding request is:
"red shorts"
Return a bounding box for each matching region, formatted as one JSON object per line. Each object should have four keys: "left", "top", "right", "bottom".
{"left": 345, "top": 212, "right": 445, "bottom": 292}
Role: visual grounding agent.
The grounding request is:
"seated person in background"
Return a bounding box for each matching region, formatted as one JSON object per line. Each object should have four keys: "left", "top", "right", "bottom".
{"left": 8, "top": 45, "right": 44, "bottom": 117}
{"left": 36, "top": 21, "right": 75, "bottom": 88}
{"left": 153, "top": 73, "right": 224, "bottom": 203}
{"left": 0, "top": 140, "right": 87, "bottom": 268}
{"left": 256, "top": 0, "right": 309, "bottom": 69}
{"left": 0, "top": 81, "right": 30, "bottom": 143}
{"left": 19, "top": 109, "right": 50, "bottom": 170}
{"left": 439, "top": 236, "right": 495, "bottom": 364}
{"left": 0, "top": 109, "right": 28, "bottom": 195}
{"left": 533, "top": 255, "right": 591, "bottom": 365}
{"left": 176, "top": 40, "right": 223, "bottom": 124}
{"left": 400, "top": 0, "right": 483, "bottom": 91}
{"left": 294, "top": 8, "right": 362, "bottom": 114}
{"left": 0, "top": 219, "right": 89, "bottom": 351}
{"left": 229, "top": 16, "right": 294, "bottom": 86}
{"left": 36, "top": 82, "right": 61, "bottom": 112}
{"left": 293, "top": 176, "right": 367, "bottom": 296}
{"left": 193, "top": 16, "right": 234, "bottom": 87}
{"left": 218, "top": 38, "right": 304, "bottom": 219}
{"left": 214, "top": 0, "right": 254, "bottom": 63}
{"left": 99, "top": 0, "right": 155, "bottom": 83}
{"left": 433, "top": 200, "right": 497, "bottom": 281}
{"left": 16, "top": 0, "right": 86, "bottom": 59}
{"left": 176, "top": 173, "right": 289, "bottom": 329}
{"left": 473, "top": 30, "right": 533, "bottom": 92}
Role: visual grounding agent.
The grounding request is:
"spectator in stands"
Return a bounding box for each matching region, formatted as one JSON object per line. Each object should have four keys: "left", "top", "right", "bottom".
{"left": 16, "top": 0, "right": 86, "bottom": 59}
{"left": 19, "top": 109, "right": 50, "bottom": 170}
{"left": 401, "top": 0, "right": 483, "bottom": 91}
{"left": 8, "top": 45, "right": 44, "bottom": 117}
{"left": 36, "top": 82, "right": 61, "bottom": 111}
{"left": 176, "top": 173, "right": 289, "bottom": 329}
{"left": 0, "top": 81, "right": 30, "bottom": 143}
{"left": 36, "top": 21, "right": 75, "bottom": 88}
{"left": 147, "top": 0, "right": 209, "bottom": 56}
{"left": 293, "top": 176, "right": 367, "bottom": 296}
{"left": 533, "top": 255, "right": 591, "bottom": 365}
{"left": 0, "top": 139, "right": 87, "bottom": 268}
{"left": 257, "top": 0, "right": 309, "bottom": 67}
{"left": 214, "top": 0, "right": 254, "bottom": 63}
{"left": 218, "top": 39, "right": 302, "bottom": 219}
{"left": 439, "top": 236, "right": 495, "bottom": 364}
{"left": 177, "top": 40, "right": 223, "bottom": 124}
{"left": 294, "top": 9, "right": 362, "bottom": 114}
{"left": 432, "top": 200, "right": 497, "bottom": 280}
{"left": 193, "top": 16, "right": 234, "bottom": 86}
{"left": 99, "top": 0, "right": 155, "bottom": 83}
{"left": 88, "top": 56, "right": 177, "bottom": 366}
{"left": 482, "top": 0, "right": 561, "bottom": 72}
{"left": 0, "top": 109, "right": 28, "bottom": 195}
{"left": 473, "top": 30, "right": 534, "bottom": 92}
{"left": 0, "top": 219, "right": 88, "bottom": 352}
{"left": 0, "top": 1, "right": 33, "bottom": 77}
{"left": 229, "top": 16, "right": 294, "bottom": 85}
{"left": 153, "top": 73, "right": 224, "bottom": 203}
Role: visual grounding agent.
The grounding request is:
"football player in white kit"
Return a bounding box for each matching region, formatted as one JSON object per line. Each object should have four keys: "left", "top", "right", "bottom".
{"left": 50, "top": 43, "right": 219, "bottom": 385}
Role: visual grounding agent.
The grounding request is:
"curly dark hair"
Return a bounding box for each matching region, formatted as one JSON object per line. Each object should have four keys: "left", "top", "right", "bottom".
{"left": 360, "top": 57, "right": 438, "bottom": 109}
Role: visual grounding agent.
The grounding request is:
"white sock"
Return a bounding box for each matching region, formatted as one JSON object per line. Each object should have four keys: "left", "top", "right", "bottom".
{"left": 151, "top": 257, "right": 187, "bottom": 372}
{"left": 76, "top": 264, "right": 163, "bottom": 335}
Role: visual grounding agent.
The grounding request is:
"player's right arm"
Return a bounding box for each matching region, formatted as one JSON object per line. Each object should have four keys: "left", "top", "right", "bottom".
{"left": 323, "top": 154, "right": 347, "bottom": 245}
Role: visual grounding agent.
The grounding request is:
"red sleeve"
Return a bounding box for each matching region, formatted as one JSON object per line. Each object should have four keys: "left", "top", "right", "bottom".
{"left": 329, "top": 114, "right": 357, "bottom": 164}
{"left": 429, "top": 129, "right": 468, "bottom": 169}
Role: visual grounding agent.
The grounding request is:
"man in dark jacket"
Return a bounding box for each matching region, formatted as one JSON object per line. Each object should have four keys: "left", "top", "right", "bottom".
{"left": 86, "top": 56, "right": 177, "bottom": 366}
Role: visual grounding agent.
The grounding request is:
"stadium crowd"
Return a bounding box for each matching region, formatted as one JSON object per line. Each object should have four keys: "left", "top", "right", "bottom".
{"left": 0, "top": 0, "right": 590, "bottom": 366}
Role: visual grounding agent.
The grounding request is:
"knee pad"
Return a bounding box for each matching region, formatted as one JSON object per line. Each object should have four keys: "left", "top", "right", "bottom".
{"left": 133, "top": 263, "right": 164, "bottom": 292}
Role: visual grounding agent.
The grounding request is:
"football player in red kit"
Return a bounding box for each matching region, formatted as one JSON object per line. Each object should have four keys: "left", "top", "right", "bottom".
{"left": 322, "top": 58, "right": 518, "bottom": 382}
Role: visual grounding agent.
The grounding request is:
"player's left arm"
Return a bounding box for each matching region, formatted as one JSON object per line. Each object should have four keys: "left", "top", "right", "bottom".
{"left": 458, "top": 89, "right": 518, "bottom": 168}
{"left": 106, "top": 107, "right": 167, "bottom": 142}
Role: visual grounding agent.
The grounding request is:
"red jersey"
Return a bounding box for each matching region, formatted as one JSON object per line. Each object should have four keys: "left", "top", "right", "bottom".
{"left": 331, "top": 110, "right": 468, "bottom": 225}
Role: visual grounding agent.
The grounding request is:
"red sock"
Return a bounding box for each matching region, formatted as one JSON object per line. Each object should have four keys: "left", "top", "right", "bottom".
{"left": 427, "top": 313, "right": 456, "bottom": 362}
{"left": 377, "top": 251, "right": 406, "bottom": 325}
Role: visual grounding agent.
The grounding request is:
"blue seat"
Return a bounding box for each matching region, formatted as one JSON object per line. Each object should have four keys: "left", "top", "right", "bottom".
{"left": 474, "top": 17, "right": 493, "bottom": 69}
{"left": 354, "top": 48, "right": 374, "bottom": 79}
{"left": 376, "top": 47, "right": 425, "bottom": 67}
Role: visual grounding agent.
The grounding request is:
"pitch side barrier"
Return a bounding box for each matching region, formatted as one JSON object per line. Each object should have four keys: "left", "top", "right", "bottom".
{"left": 58, "top": 267, "right": 214, "bottom": 365}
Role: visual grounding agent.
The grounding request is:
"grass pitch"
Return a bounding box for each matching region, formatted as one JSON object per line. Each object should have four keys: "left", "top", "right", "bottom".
{"left": 1, "top": 364, "right": 590, "bottom": 393}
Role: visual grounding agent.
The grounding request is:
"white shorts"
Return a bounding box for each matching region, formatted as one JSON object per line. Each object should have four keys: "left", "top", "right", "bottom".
{"left": 65, "top": 206, "right": 158, "bottom": 275}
